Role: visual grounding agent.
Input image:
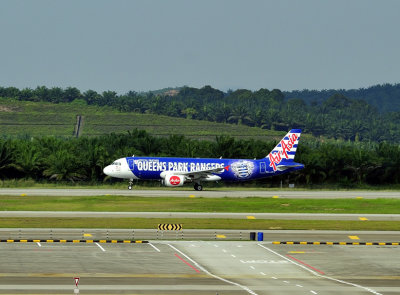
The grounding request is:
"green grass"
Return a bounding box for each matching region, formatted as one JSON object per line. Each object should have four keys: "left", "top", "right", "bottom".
{"left": 0, "top": 98, "right": 285, "bottom": 140}
{"left": 0, "top": 217, "right": 398, "bottom": 230}
{"left": 1, "top": 195, "right": 400, "bottom": 214}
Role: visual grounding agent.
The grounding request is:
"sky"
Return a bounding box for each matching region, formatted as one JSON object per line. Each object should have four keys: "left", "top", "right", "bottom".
{"left": 0, "top": 0, "right": 399, "bottom": 94}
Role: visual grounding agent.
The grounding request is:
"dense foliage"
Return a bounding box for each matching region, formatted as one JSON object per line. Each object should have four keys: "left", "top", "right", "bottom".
{"left": 1, "top": 84, "right": 400, "bottom": 142}
{"left": 1, "top": 130, "right": 400, "bottom": 187}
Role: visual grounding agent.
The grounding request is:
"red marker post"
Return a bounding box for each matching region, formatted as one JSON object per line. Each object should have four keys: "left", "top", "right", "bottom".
{"left": 74, "top": 277, "right": 80, "bottom": 287}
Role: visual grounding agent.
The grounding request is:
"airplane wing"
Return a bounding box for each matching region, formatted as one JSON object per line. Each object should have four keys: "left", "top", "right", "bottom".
{"left": 171, "top": 165, "right": 229, "bottom": 180}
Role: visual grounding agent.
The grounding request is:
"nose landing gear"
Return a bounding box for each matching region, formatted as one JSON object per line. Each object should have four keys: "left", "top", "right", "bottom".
{"left": 128, "top": 179, "right": 133, "bottom": 190}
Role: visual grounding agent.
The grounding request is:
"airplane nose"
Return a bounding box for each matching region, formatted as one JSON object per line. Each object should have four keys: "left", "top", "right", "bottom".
{"left": 103, "top": 166, "right": 111, "bottom": 175}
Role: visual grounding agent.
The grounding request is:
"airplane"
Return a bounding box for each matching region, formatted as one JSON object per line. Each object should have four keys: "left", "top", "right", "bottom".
{"left": 103, "top": 129, "right": 304, "bottom": 191}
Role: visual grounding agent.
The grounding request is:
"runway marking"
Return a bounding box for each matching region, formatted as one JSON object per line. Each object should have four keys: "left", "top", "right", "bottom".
{"left": 247, "top": 216, "right": 256, "bottom": 219}
{"left": 271, "top": 276, "right": 277, "bottom": 280}
{"left": 168, "top": 244, "right": 258, "bottom": 295}
{"left": 310, "top": 291, "right": 318, "bottom": 294}
{"left": 222, "top": 249, "right": 227, "bottom": 253}
{"left": 272, "top": 195, "right": 279, "bottom": 198}
{"left": 37, "top": 242, "right": 41, "bottom": 247}
{"left": 95, "top": 242, "right": 106, "bottom": 252}
{"left": 349, "top": 236, "right": 360, "bottom": 240}
{"left": 216, "top": 235, "right": 226, "bottom": 239}
{"left": 258, "top": 244, "right": 382, "bottom": 295}
{"left": 359, "top": 217, "right": 368, "bottom": 221}
{"left": 296, "top": 284, "right": 303, "bottom": 287}
{"left": 286, "top": 255, "right": 325, "bottom": 275}
{"left": 149, "top": 243, "right": 161, "bottom": 252}
{"left": 83, "top": 233, "right": 92, "bottom": 237}
{"left": 260, "top": 272, "right": 266, "bottom": 276}
{"left": 250, "top": 266, "right": 255, "bottom": 270}
{"left": 283, "top": 280, "right": 290, "bottom": 283}
{"left": 231, "top": 254, "right": 236, "bottom": 258}
{"left": 174, "top": 254, "right": 201, "bottom": 273}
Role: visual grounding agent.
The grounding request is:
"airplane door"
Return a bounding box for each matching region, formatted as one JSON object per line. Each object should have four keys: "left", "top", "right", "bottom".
{"left": 260, "top": 162, "right": 266, "bottom": 174}
{"left": 127, "top": 159, "right": 134, "bottom": 171}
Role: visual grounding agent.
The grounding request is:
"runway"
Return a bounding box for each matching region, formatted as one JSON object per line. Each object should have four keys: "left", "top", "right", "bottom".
{"left": 1, "top": 188, "right": 400, "bottom": 198}
{"left": 1, "top": 210, "right": 400, "bottom": 221}
{"left": 0, "top": 233, "right": 398, "bottom": 294}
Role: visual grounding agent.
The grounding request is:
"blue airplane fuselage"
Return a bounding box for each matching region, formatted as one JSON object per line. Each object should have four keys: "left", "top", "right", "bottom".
{"left": 126, "top": 156, "right": 302, "bottom": 181}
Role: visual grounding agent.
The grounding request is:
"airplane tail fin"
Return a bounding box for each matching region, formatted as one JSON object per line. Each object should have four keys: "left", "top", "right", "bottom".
{"left": 266, "top": 129, "right": 302, "bottom": 170}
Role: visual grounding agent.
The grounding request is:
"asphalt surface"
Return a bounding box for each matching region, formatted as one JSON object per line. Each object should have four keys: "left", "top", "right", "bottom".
{"left": 0, "top": 189, "right": 399, "bottom": 294}
{"left": 1, "top": 188, "right": 400, "bottom": 198}
{"left": 1, "top": 228, "right": 399, "bottom": 243}
{"left": 1, "top": 211, "right": 400, "bottom": 221}
{"left": 0, "top": 234, "right": 398, "bottom": 294}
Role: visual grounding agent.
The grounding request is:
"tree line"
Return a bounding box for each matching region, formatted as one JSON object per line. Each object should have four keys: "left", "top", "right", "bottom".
{"left": 1, "top": 130, "right": 400, "bottom": 187}
{"left": 284, "top": 83, "right": 400, "bottom": 113}
{"left": 1, "top": 85, "right": 399, "bottom": 143}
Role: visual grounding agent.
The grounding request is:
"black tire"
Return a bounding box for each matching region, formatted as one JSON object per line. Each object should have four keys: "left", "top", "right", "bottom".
{"left": 195, "top": 184, "right": 203, "bottom": 191}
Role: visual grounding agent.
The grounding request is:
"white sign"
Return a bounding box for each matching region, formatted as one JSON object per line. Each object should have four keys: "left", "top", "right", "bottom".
{"left": 240, "top": 260, "right": 289, "bottom": 264}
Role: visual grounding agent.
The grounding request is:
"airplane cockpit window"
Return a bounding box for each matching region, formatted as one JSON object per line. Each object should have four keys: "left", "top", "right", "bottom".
{"left": 112, "top": 161, "right": 121, "bottom": 166}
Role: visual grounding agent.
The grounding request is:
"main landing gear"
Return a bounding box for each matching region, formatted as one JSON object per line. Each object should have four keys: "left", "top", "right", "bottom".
{"left": 128, "top": 179, "right": 133, "bottom": 190}
{"left": 194, "top": 183, "right": 203, "bottom": 191}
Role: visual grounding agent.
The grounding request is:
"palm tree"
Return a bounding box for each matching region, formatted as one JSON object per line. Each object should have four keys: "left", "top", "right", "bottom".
{"left": 14, "top": 141, "right": 42, "bottom": 179}
{"left": 0, "top": 140, "right": 15, "bottom": 178}
{"left": 43, "top": 149, "right": 86, "bottom": 182}
{"left": 228, "top": 106, "right": 253, "bottom": 125}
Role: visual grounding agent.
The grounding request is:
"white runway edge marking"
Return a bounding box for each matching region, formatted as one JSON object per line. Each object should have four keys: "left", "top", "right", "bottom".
{"left": 168, "top": 244, "right": 258, "bottom": 295}
{"left": 149, "top": 243, "right": 161, "bottom": 252}
{"left": 231, "top": 254, "right": 236, "bottom": 258}
{"left": 37, "top": 242, "right": 41, "bottom": 247}
{"left": 95, "top": 242, "right": 106, "bottom": 252}
{"left": 258, "top": 244, "right": 382, "bottom": 295}
{"left": 310, "top": 291, "right": 318, "bottom": 294}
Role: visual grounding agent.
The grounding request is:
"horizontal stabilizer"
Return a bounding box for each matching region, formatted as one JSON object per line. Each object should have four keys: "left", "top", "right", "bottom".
{"left": 276, "top": 163, "right": 304, "bottom": 171}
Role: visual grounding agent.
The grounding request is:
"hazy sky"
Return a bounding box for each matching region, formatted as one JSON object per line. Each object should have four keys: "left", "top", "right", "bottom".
{"left": 0, "top": 0, "right": 399, "bottom": 93}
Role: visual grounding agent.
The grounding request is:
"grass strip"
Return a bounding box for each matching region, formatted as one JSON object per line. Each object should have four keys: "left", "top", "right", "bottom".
{"left": 0, "top": 217, "right": 399, "bottom": 230}
{"left": 1, "top": 195, "right": 400, "bottom": 214}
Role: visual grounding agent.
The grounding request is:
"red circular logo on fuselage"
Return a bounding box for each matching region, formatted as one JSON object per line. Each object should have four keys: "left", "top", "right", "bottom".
{"left": 169, "top": 176, "right": 181, "bottom": 185}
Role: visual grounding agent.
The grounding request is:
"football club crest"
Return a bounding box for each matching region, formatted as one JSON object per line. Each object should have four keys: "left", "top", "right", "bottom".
{"left": 231, "top": 160, "right": 254, "bottom": 179}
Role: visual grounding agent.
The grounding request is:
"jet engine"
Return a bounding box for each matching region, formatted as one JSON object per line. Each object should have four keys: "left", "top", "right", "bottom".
{"left": 163, "top": 174, "right": 185, "bottom": 187}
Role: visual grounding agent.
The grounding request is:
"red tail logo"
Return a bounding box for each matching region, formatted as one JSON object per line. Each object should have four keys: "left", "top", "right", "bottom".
{"left": 269, "top": 133, "right": 298, "bottom": 171}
